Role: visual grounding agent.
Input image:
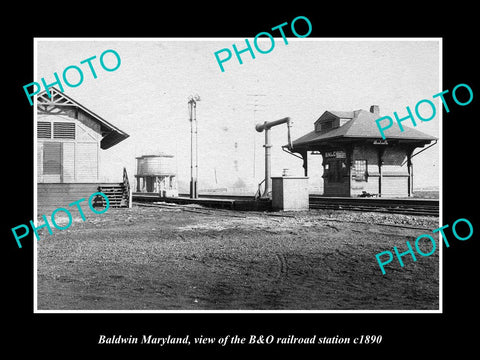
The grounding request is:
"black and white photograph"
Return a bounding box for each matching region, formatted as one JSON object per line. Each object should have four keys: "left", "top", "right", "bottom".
{"left": 4, "top": 7, "right": 478, "bottom": 356}
{"left": 33, "top": 38, "right": 441, "bottom": 311}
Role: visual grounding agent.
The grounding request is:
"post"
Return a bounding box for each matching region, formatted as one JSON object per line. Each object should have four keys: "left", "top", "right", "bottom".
{"left": 128, "top": 185, "right": 132, "bottom": 208}
{"left": 264, "top": 128, "right": 272, "bottom": 197}
{"left": 189, "top": 100, "right": 194, "bottom": 198}
{"left": 188, "top": 95, "right": 200, "bottom": 199}
{"left": 407, "top": 149, "right": 413, "bottom": 197}
{"left": 378, "top": 148, "right": 384, "bottom": 197}
{"left": 194, "top": 101, "right": 198, "bottom": 198}
{"left": 300, "top": 150, "right": 308, "bottom": 177}
{"left": 253, "top": 109, "right": 256, "bottom": 178}
{"left": 255, "top": 117, "right": 291, "bottom": 199}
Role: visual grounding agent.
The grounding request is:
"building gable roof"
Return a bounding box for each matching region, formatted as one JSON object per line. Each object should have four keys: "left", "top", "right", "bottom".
{"left": 315, "top": 111, "right": 355, "bottom": 123}
{"left": 293, "top": 109, "right": 437, "bottom": 149}
{"left": 36, "top": 87, "right": 129, "bottom": 149}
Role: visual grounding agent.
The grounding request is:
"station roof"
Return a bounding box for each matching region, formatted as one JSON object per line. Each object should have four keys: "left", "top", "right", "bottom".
{"left": 136, "top": 153, "right": 174, "bottom": 159}
{"left": 291, "top": 109, "right": 437, "bottom": 150}
{"left": 36, "top": 87, "right": 129, "bottom": 149}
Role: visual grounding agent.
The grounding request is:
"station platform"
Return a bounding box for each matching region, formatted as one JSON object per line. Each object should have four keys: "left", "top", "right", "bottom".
{"left": 132, "top": 192, "right": 271, "bottom": 211}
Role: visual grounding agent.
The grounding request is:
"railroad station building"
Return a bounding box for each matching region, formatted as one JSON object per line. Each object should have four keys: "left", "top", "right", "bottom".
{"left": 289, "top": 106, "right": 437, "bottom": 197}
{"left": 36, "top": 87, "right": 131, "bottom": 207}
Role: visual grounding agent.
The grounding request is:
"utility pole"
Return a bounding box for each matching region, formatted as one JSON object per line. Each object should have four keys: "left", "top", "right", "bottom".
{"left": 188, "top": 94, "right": 200, "bottom": 198}
{"left": 247, "top": 94, "right": 266, "bottom": 179}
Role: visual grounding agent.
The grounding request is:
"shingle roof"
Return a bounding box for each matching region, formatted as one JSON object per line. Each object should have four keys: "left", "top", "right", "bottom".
{"left": 292, "top": 109, "right": 437, "bottom": 148}
{"left": 323, "top": 111, "right": 354, "bottom": 119}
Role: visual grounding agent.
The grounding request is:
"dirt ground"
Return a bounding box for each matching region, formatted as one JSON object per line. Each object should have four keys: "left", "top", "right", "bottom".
{"left": 36, "top": 204, "right": 440, "bottom": 310}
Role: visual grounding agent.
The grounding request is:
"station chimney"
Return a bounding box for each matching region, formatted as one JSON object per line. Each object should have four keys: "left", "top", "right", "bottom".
{"left": 370, "top": 105, "right": 380, "bottom": 116}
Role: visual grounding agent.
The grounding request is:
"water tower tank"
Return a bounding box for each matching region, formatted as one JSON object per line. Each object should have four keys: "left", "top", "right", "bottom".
{"left": 136, "top": 154, "right": 176, "bottom": 176}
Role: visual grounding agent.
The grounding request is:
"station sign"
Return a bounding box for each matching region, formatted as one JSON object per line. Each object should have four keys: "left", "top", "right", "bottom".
{"left": 324, "top": 151, "right": 346, "bottom": 159}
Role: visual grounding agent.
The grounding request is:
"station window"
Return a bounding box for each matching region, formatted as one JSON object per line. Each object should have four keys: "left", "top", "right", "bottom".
{"left": 353, "top": 160, "right": 367, "bottom": 181}
{"left": 321, "top": 121, "right": 333, "bottom": 131}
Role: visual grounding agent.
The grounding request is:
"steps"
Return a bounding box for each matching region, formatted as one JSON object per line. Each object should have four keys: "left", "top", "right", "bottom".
{"left": 97, "top": 183, "right": 129, "bottom": 208}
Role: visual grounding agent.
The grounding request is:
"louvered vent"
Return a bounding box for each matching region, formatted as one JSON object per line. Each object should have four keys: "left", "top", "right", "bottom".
{"left": 53, "top": 122, "right": 75, "bottom": 139}
{"left": 38, "top": 122, "right": 51, "bottom": 139}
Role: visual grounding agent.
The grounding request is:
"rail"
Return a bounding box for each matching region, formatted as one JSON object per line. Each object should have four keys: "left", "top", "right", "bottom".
{"left": 309, "top": 196, "right": 439, "bottom": 216}
{"left": 132, "top": 192, "right": 438, "bottom": 216}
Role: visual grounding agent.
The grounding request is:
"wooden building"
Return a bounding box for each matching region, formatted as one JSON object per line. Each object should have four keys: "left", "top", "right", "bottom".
{"left": 36, "top": 87, "right": 131, "bottom": 207}
{"left": 289, "top": 105, "right": 437, "bottom": 197}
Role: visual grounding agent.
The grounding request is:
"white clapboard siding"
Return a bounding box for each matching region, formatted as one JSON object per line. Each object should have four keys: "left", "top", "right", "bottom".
{"left": 75, "top": 142, "right": 98, "bottom": 182}
{"left": 382, "top": 176, "right": 409, "bottom": 197}
{"left": 62, "top": 142, "right": 75, "bottom": 183}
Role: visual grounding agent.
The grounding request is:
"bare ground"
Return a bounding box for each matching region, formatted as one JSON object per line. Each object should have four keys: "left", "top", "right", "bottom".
{"left": 36, "top": 205, "right": 439, "bottom": 310}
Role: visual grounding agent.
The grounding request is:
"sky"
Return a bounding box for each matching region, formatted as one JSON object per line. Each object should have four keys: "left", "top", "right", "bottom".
{"left": 36, "top": 38, "right": 440, "bottom": 193}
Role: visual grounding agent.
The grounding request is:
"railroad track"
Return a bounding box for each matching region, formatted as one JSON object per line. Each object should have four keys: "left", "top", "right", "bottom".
{"left": 309, "top": 196, "right": 439, "bottom": 216}
{"left": 133, "top": 193, "right": 439, "bottom": 216}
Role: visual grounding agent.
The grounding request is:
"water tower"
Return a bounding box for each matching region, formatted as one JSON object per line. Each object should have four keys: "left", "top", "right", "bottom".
{"left": 135, "top": 154, "right": 178, "bottom": 197}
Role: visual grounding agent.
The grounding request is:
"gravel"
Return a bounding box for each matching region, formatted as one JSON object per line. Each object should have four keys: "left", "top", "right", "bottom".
{"left": 36, "top": 205, "right": 439, "bottom": 311}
